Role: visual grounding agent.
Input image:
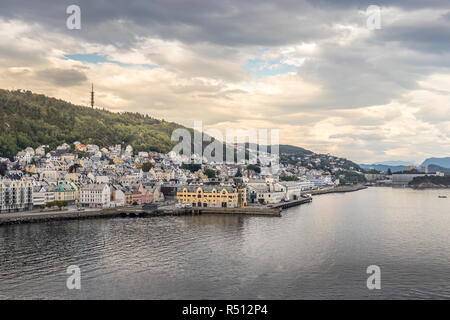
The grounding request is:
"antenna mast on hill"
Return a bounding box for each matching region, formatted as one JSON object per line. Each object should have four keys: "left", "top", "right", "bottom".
{"left": 91, "top": 83, "right": 94, "bottom": 108}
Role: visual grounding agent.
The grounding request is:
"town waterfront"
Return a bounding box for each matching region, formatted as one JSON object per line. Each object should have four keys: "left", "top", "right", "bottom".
{"left": 0, "top": 187, "right": 449, "bottom": 300}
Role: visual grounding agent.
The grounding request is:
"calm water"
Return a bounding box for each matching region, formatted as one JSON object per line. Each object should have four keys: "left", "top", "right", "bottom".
{"left": 0, "top": 187, "right": 449, "bottom": 300}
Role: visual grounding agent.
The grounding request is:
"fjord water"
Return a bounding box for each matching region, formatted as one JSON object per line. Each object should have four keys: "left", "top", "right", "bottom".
{"left": 0, "top": 187, "right": 449, "bottom": 299}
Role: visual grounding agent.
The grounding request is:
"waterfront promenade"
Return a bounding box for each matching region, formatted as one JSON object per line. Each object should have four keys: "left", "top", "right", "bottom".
{"left": 0, "top": 203, "right": 284, "bottom": 226}
{"left": 0, "top": 185, "right": 366, "bottom": 226}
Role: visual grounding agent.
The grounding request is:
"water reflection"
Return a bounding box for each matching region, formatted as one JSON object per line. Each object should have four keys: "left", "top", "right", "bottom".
{"left": 0, "top": 187, "right": 449, "bottom": 299}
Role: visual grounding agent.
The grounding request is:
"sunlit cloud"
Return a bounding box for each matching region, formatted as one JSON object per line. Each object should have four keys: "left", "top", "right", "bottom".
{"left": 0, "top": 1, "right": 449, "bottom": 163}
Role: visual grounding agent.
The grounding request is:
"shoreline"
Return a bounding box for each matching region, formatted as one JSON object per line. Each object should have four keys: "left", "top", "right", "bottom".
{"left": 0, "top": 205, "right": 283, "bottom": 226}
{"left": 0, "top": 186, "right": 368, "bottom": 226}
{"left": 309, "top": 184, "right": 367, "bottom": 195}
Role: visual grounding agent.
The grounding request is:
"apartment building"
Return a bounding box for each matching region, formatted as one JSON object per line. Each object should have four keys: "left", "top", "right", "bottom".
{"left": 79, "top": 184, "right": 111, "bottom": 208}
{"left": 177, "top": 185, "right": 246, "bottom": 208}
{"left": 52, "top": 182, "right": 78, "bottom": 205}
{"left": 32, "top": 185, "right": 55, "bottom": 207}
{"left": 0, "top": 180, "right": 34, "bottom": 213}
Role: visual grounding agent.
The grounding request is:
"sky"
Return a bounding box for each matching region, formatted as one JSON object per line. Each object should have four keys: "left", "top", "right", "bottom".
{"left": 0, "top": 0, "right": 449, "bottom": 164}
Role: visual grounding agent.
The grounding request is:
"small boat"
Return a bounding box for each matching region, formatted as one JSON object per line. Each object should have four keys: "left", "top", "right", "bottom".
{"left": 438, "top": 195, "right": 447, "bottom": 198}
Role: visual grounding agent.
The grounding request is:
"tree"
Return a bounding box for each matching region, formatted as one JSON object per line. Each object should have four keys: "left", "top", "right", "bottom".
{"left": 0, "top": 89, "right": 184, "bottom": 160}
{"left": 0, "top": 162, "right": 7, "bottom": 176}
{"left": 280, "top": 175, "right": 299, "bottom": 181}
{"left": 181, "top": 163, "right": 201, "bottom": 173}
{"left": 56, "top": 201, "right": 67, "bottom": 210}
{"left": 246, "top": 164, "right": 261, "bottom": 173}
{"left": 235, "top": 168, "right": 243, "bottom": 177}
{"left": 204, "top": 168, "right": 216, "bottom": 179}
{"left": 142, "top": 162, "right": 153, "bottom": 172}
{"left": 77, "top": 151, "right": 85, "bottom": 159}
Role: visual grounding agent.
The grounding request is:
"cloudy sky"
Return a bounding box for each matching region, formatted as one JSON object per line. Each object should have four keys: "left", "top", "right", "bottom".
{"left": 1, "top": 0, "right": 449, "bottom": 164}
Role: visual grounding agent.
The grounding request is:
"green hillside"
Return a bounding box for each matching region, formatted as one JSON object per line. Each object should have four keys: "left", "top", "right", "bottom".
{"left": 278, "top": 144, "right": 313, "bottom": 155}
{"left": 0, "top": 89, "right": 358, "bottom": 169}
{"left": 0, "top": 89, "right": 183, "bottom": 159}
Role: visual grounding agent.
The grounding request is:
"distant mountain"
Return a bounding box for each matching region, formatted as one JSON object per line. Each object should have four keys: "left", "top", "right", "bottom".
{"left": 421, "top": 157, "right": 450, "bottom": 169}
{"left": 426, "top": 164, "right": 450, "bottom": 173}
{"left": 375, "top": 160, "right": 415, "bottom": 166}
{"left": 359, "top": 163, "right": 406, "bottom": 173}
{"left": 361, "top": 157, "right": 450, "bottom": 173}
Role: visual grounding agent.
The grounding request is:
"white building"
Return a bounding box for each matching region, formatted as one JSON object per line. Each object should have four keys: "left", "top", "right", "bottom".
{"left": 79, "top": 184, "right": 111, "bottom": 208}
{"left": 247, "top": 180, "right": 286, "bottom": 204}
{"left": 35, "top": 146, "right": 47, "bottom": 157}
{"left": 0, "top": 180, "right": 34, "bottom": 213}
{"left": 138, "top": 152, "right": 149, "bottom": 159}
{"left": 32, "top": 185, "right": 54, "bottom": 207}
{"left": 111, "top": 186, "right": 125, "bottom": 207}
{"left": 392, "top": 173, "right": 433, "bottom": 185}
{"left": 95, "top": 175, "right": 110, "bottom": 184}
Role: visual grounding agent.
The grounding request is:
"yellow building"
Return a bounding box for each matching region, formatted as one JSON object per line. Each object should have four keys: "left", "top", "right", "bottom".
{"left": 25, "top": 165, "right": 36, "bottom": 174}
{"left": 65, "top": 173, "right": 80, "bottom": 182}
{"left": 51, "top": 182, "right": 78, "bottom": 204}
{"left": 196, "top": 171, "right": 207, "bottom": 179}
{"left": 177, "top": 185, "right": 246, "bottom": 208}
{"left": 112, "top": 157, "right": 122, "bottom": 164}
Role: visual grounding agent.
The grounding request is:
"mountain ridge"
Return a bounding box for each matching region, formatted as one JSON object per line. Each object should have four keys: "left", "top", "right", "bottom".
{"left": 359, "top": 163, "right": 406, "bottom": 173}
{"left": 421, "top": 157, "right": 450, "bottom": 169}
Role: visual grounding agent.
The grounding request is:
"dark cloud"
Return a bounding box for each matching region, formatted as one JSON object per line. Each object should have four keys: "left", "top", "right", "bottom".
{"left": 0, "top": 44, "right": 48, "bottom": 67}
{"left": 2, "top": 1, "right": 449, "bottom": 53}
{"left": 305, "top": 0, "right": 450, "bottom": 10}
{"left": 0, "top": 0, "right": 343, "bottom": 46}
{"left": 1, "top": 1, "right": 448, "bottom": 111}
{"left": 36, "top": 68, "right": 87, "bottom": 87}
{"left": 375, "top": 18, "right": 450, "bottom": 54}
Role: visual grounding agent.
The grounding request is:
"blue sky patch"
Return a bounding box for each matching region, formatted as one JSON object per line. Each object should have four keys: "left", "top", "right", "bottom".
{"left": 64, "top": 53, "right": 156, "bottom": 69}
{"left": 242, "top": 58, "right": 295, "bottom": 78}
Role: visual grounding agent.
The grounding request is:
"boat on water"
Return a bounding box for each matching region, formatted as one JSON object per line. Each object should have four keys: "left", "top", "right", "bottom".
{"left": 438, "top": 195, "right": 447, "bottom": 198}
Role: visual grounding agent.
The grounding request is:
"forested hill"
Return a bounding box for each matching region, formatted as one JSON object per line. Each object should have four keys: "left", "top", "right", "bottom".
{"left": 0, "top": 89, "right": 183, "bottom": 159}
{"left": 0, "top": 89, "right": 357, "bottom": 167}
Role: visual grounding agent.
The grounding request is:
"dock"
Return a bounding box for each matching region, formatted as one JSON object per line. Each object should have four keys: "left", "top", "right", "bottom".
{"left": 162, "top": 206, "right": 282, "bottom": 216}
{"left": 309, "top": 184, "right": 367, "bottom": 195}
{"left": 0, "top": 197, "right": 314, "bottom": 226}
{"left": 271, "top": 197, "right": 312, "bottom": 209}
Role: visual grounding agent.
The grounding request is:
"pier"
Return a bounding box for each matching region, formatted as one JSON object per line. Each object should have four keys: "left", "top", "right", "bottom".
{"left": 0, "top": 196, "right": 317, "bottom": 226}
{"left": 0, "top": 205, "right": 279, "bottom": 226}
{"left": 271, "top": 197, "right": 313, "bottom": 209}
{"left": 0, "top": 185, "right": 377, "bottom": 226}
{"left": 309, "top": 184, "right": 367, "bottom": 195}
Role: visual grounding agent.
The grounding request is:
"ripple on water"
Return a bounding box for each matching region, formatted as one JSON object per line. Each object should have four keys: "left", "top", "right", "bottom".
{"left": 0, "top": 188, "right": 449, "bottom": 299}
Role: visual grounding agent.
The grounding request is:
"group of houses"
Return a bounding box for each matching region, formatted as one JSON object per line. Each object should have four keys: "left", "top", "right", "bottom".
{"left": 0, "top": 141, "right": 342, "bottom": 214}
